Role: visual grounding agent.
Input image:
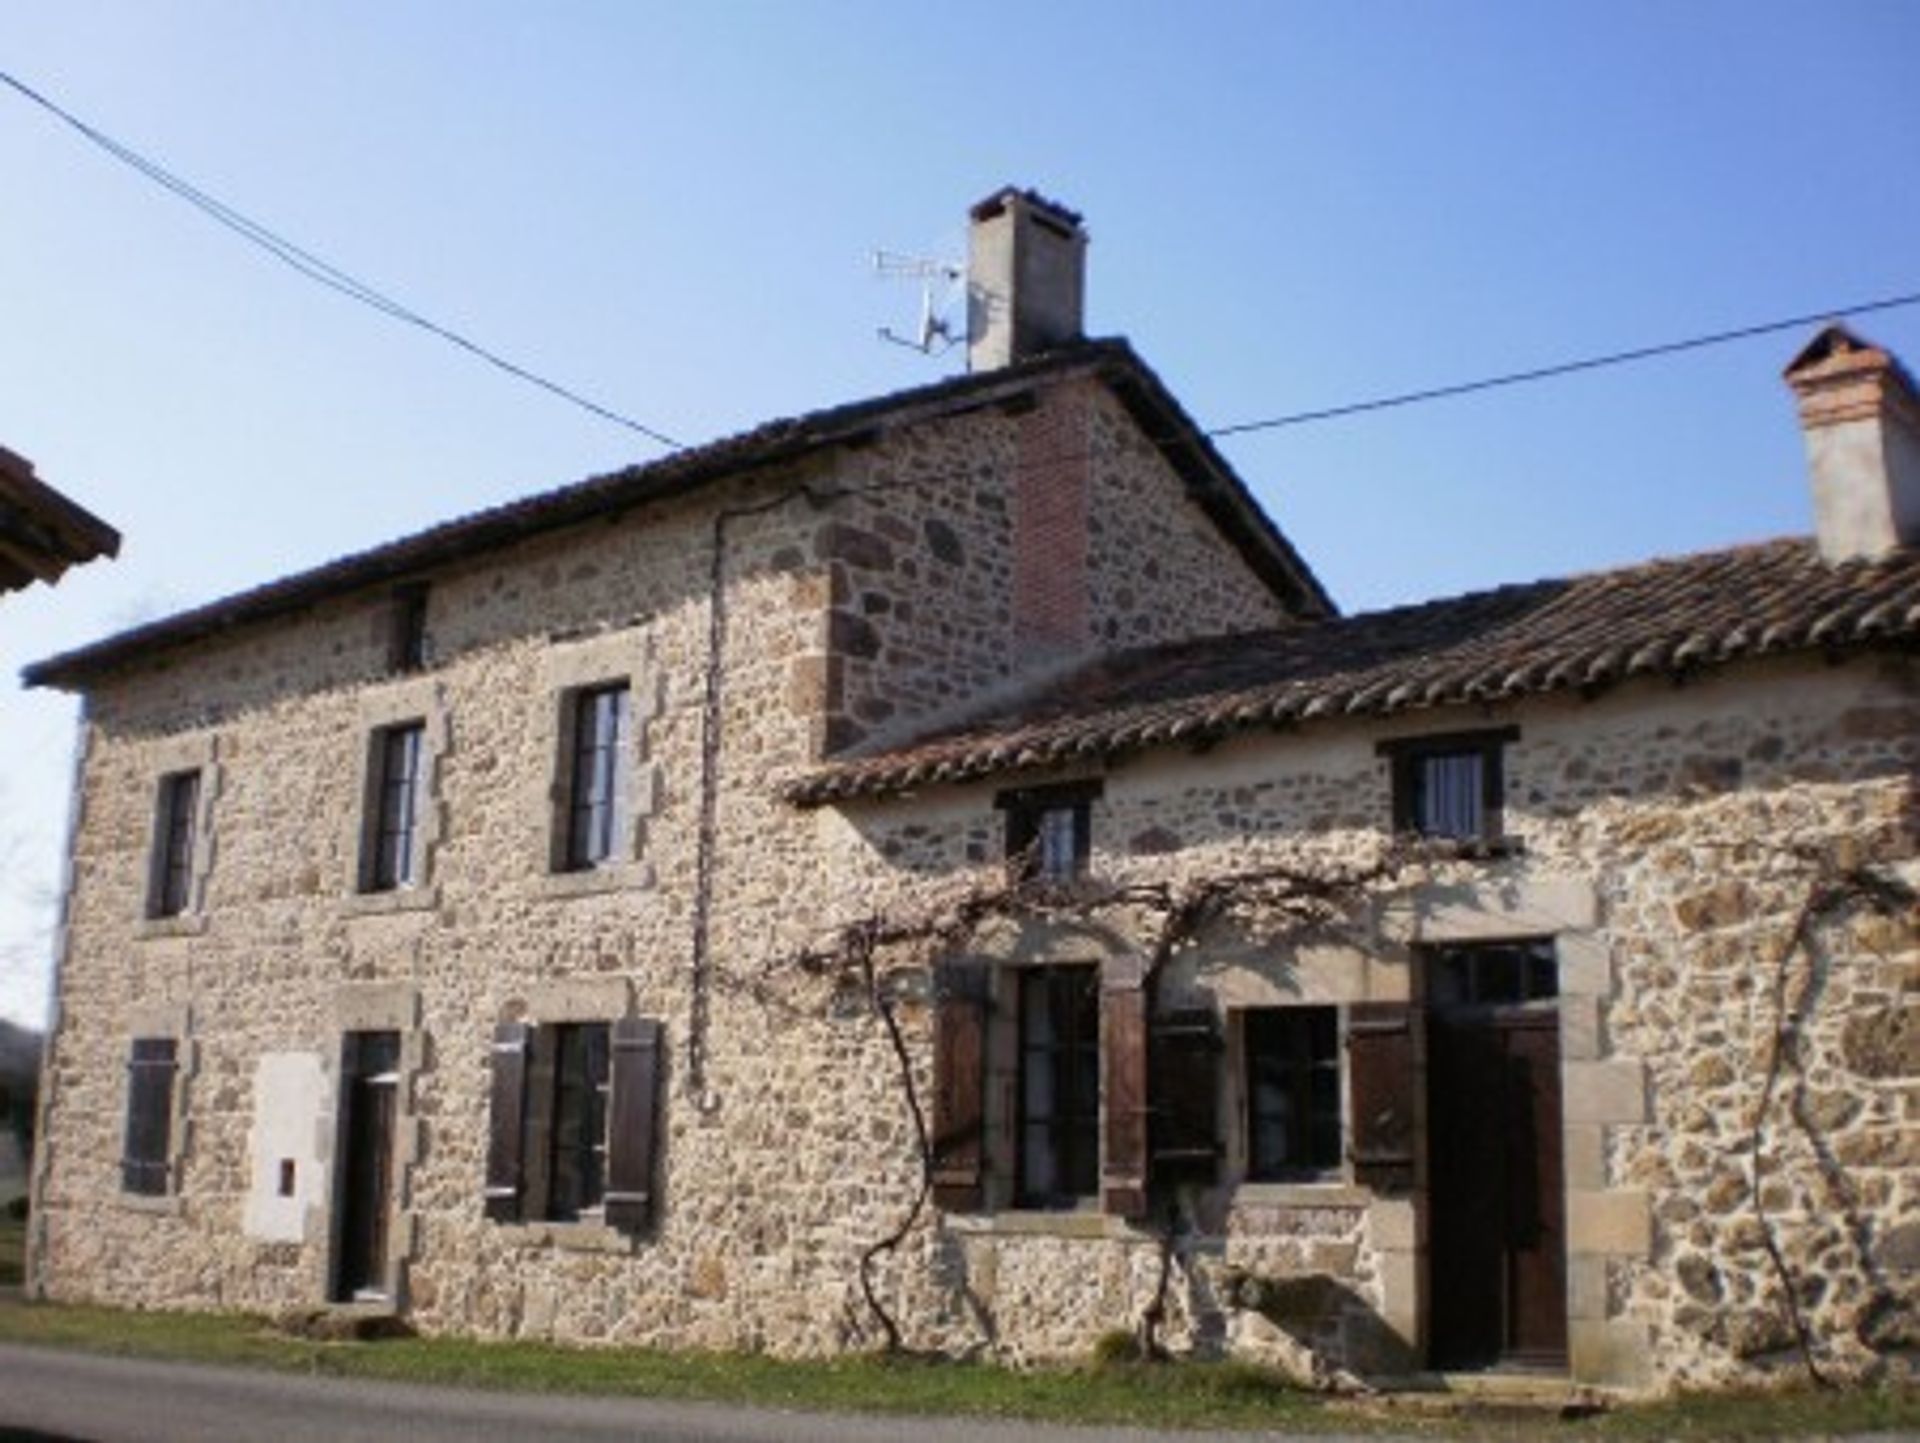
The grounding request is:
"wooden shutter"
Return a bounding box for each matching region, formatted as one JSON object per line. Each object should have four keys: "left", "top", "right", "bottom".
{"left": 483, "top": 1022, "right": 530, "bottom": 1222}
{"left": 520, "top": 1024, "right": 559, "bottom": 1221}
{"left": 1101, "top": 982, "right": 1149, "bottom": 1218}
{"left": 1347, "top": 1002, "right": 1416, "bottom": 1193}
{"left": 1149, "top": 1007, "right": 1220, "bottom": 1186}
{"left": 604, "top": 1017, "right": 663, "bottom": 1234}
{"left": 930, "top": 962, "right": 988, "bottom": 1211}
{"left": 121, "top": 1038, "right": 177, "bottom": 1196}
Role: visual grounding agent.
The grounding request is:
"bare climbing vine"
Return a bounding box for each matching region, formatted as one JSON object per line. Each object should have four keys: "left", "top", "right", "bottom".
{"left": 1746, "top": 852, "right": 1915, "bottom": 1388}
{"left": 776, "top": 838, "right": 1420, "bottom": 1353}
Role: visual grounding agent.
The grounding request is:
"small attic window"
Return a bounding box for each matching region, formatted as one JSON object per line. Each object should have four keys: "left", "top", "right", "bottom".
{"left": 388, "top": 584, "right": 429, "bottom": 673}
{"left": 1378, "top": 727, "right": 1518, "bottom": 846}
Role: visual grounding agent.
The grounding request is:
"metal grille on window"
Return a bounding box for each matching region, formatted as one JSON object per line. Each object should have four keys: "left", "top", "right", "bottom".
{"left": 566, "top": 685, "right": 630, "bottom": 870}
{"left": 1017, "top": 964, "right": 1100, "bottom": 1206}
{"left": 371, "top": 724, "right": 424, "bottom": 890}
{"left": 152, "top": 770, "right": 199, "bottom": 917}
{"left": 1246, "top": 1007, "right": 1340, "bottom": 1180}
{"left": 1415, "top": 750, "right": 1484, "bottom": 839}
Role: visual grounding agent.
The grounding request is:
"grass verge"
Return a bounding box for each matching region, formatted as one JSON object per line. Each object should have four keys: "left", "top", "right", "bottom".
{"left": 0, "top": 1297, "right": 1913, "bottom": 1438}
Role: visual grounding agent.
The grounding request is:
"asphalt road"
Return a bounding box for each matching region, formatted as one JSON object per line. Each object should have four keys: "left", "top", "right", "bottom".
{"left": 0, "top": 1343, "right": 1382, "bottom": 1443}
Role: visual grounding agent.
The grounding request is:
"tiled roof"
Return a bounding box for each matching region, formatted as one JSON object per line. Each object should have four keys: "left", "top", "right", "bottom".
{"left": 24, "top": 339, "right": 1328, "bottom": 688}
{"left": 0, "top": 447, "right": 119, "bottom": 595}
{"left": 788, "top": 538, "right": 1920, "bottom": 804}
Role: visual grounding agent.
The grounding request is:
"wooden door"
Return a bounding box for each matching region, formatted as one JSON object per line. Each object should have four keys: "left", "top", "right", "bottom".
{"left": 1428, "top": 994, "right": 1567, "bottom": 1370}
{"left": 334, "top": 1031, "right": 400, "bottom": 1303}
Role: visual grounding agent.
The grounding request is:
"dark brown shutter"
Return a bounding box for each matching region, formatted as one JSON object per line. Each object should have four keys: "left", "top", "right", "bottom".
{"left": 1347, "top": 1002, "right": 1416, "bottom": 1193}
{"left": 1150, "top": 1007, "right": 1220, "bottom": 1186}
{"left": 604, "top": 1017, "right": 663, "bottom": 1234}
{"left": 1102, "top": 983, "right": 1149, "bottom": 1218}
{"left": 121, "top": 1038, "right": 177, "bottom": 1196}
{"left": 930, "top": 962, "right": 988, "bottom": 1211}
{"left": 483, "top": 1022, "right": 530, "bottom": 1222}
{"left": 519, "top": 1024, "right": 558, "bottom": 1221}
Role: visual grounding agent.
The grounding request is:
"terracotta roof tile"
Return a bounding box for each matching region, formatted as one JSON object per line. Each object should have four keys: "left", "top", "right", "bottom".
{"left": 788, "top": 538, "right": 1920, "bottom": 804}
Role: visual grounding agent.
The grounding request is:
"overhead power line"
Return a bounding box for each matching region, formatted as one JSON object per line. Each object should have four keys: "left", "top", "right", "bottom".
{"left": 1208, "top": 291, "right": 1920, "bottom": 438}
{"left": 7, "top": 71, "right": 1916, "bottom": 457}
{"left": 0, "top": 69, "right": 681, "bottom": 451}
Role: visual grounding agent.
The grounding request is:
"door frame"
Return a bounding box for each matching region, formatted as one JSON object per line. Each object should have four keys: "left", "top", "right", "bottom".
{"left": 331, "top": 1030, "right": 402, "bottom": 1304}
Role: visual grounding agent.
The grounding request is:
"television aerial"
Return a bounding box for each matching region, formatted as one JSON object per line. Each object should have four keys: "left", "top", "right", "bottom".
{"left": 873, "top": 249, "right": 964, "bottom": 355}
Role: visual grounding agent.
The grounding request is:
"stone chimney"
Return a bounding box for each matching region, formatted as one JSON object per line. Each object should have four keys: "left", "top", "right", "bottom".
{"left": 967, "top": 187, "right": 1087, "bottom": 372}
{"left": 1783, "top": 324, "right": 1920, "bottom": 562}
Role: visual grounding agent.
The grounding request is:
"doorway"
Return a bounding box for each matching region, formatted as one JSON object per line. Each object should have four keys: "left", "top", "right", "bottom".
{"left": 333, "top": 1031, "right": 400, "bottom": 1303}
{"left": 1425, "top": 940, "right": 1567, "bottom": 1371}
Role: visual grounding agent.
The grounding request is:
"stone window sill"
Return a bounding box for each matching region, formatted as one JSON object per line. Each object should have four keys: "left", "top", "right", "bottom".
{"left": 945, "top": 1207, "right": 1129, "bottom": 1241}
{"left": 133, "top": 914, "right": 208, "bottom": 941}
{"left": 535, "top": 862, "right": 655, "bottom": 902}
{"left": 499, "top": 1219, "right": 633, "bottom": 1254}
{"left": 1232, "top": 1180, "right": 1372, "bottom": 1209}
{"left": 340, "top": 885, "right": 441, "bottom": 919}
{"left": 116, "top": 1192, "right": 185, "bottom": 1217}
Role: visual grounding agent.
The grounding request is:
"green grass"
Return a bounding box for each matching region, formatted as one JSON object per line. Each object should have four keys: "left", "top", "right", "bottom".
{"left": 0, "top": 1297, "right": 1912, "bottom": 1438}
{"left": 0, "top": 1214, "right": 23, "bottom": 1286}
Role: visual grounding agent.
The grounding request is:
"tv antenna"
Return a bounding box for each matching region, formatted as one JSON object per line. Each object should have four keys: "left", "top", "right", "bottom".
{"left": 873, "top": 249, "right": 964, "bottom": 355}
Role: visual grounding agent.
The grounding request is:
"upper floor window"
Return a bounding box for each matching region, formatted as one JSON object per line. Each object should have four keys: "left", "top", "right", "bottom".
{"left": 563, "top": 684, "right": 631, "bottom": 871}
{"left": 1016, "top": 962, "right": 1100, "bottom": 1208}
{"left": 1380, "top": 727, "right": 1518, "bottom": 844}
{"left": 364, "top": 722, "right": 425, "bottom": 891}
{"left": 122, "top": 1037, "right": 179, "bottom": 1196}
{"left": 147, "top": 770, "right": 201, "bottom": 918}
{"left": 387, "top": 583, "right": 429, "bottom": 674}
{"left": 1244, "top": 1006, "right": 1340, "bottom": 1181}
{"left": 998, "top": 780, "right": 1100, "bottom": 884}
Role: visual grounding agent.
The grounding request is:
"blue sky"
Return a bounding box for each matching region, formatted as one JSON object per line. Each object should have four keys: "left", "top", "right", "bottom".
{"left": 3, "top": 4, "right": 1917, "bottom": 1023}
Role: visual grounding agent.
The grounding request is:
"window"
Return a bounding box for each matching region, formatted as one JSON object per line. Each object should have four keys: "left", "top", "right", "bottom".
{"left": 484, "top": 1016, "right": 663, "bottom": 1235}
{"left": 1427, "top": 938, "right": 1557, "bottom": 1010}
{"left": 147, "top": 770, "right": 201, "bottom": 918}
{"left": 1244, "top": 1007, "right": 1340, "bottom": 1180}
{"left": 122, "top": 1037, "right": 178, "bottom": 1196}
{"left": 562, "top": 684, "right": 631, "bottom": 871}
{"left": 545, "top": 1023, "right": 610, "bottom": 1221}
{"left": 364, "top": 722, "right": 425, "bottom": 891}
{"left": 999, "top": 780, "right": 1099, "bottom": 883}
{"left": 1380, "top": 727, "right": 1518, "bottom": 844}
{"left": 387, "top": 584, "right": 429, "bottom": 674}
{"left": 1016, "top": 963, "right": 1100, "bottom": 1208}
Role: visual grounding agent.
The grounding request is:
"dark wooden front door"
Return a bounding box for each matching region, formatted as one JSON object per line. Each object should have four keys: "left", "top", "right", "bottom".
{"left": 1427, "top": 943, "right": 1567, "bottom": 1371}
{"left": 334, "top": 1031, "right": 400, "bottom": 1302}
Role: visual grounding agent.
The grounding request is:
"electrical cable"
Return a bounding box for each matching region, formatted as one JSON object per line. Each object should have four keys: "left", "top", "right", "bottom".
{"left": 1208, "top": 292, "right": 1920, "bottom": 438}
{"left": 0, "top": 69, "right": 681, "bottom": 451}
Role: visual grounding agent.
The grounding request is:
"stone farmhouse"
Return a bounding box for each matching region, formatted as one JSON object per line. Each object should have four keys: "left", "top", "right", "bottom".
{"left": 21, "top": 190, "right": 1920, "bottom": 1393}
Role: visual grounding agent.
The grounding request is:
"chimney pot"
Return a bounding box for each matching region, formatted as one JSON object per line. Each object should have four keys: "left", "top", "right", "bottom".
{"left": 966, "top": 187, "right": 1088, "bottom": 372}
{"left": 1783, "top": 325, "right": 1920, "bottom": 563}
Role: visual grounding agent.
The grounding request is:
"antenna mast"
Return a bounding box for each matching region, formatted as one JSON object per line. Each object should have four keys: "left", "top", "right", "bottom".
{"left": 873, "top": 249, "right": 963, "bottom": 355}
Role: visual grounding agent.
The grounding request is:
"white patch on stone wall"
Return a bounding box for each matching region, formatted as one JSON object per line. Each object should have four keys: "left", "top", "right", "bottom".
{"left": 244, "top": 1051, "right": 328, "bottom": 1243}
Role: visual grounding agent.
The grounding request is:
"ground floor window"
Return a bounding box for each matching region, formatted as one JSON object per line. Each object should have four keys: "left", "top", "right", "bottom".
{"left": 1244, "top": 1006, "right": 1340, "bottom": 1180}
{"left": 1016, "top": 963, "right": 1100, "bottom": 1208}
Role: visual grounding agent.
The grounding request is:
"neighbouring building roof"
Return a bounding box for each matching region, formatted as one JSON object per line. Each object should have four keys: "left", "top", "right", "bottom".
{"left": 0, "top": 448, "right": 119, "bottom": 596}
{"left": 23, "top": 339, "right": 1329, "bottom": 689}
{"left": 788, "top": 537, "right": 1920, "bottom": 804}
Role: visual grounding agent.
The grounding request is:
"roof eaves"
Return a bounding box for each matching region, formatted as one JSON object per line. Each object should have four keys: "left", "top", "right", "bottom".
{"left": 22, "top": 342, "right": 1133, "bottom": 690}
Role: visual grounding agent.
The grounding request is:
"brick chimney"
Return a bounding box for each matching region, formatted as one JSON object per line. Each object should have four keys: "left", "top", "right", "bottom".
{"left": 1783, "top": 324, "right": 1920, "bottom": 562}
{"left": 966, "top": 188, "right": 1087, "bottom": 372}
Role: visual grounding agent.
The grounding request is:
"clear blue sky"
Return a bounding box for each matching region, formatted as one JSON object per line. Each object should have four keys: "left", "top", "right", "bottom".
{"left": 3, "top": 3, "right": 1917, "bottom": 1023}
